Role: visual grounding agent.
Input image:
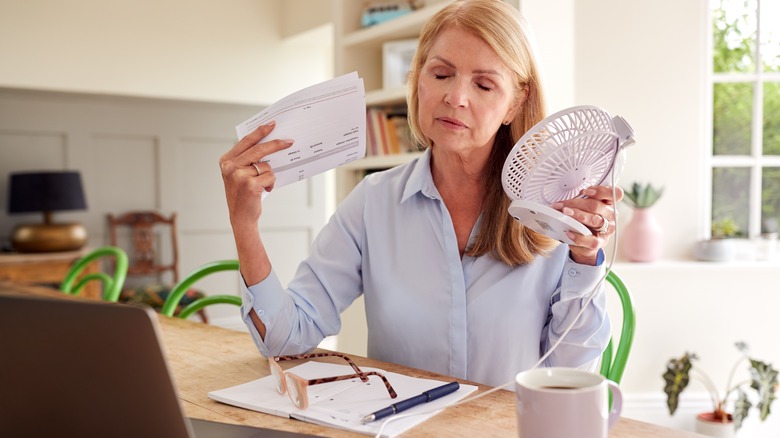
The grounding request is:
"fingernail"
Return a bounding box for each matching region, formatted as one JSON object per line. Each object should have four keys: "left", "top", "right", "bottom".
{"left": 583, "top": 188, "right": 596, "bottom": 196}
{"left": 563, "top": 207, "right": 574, "bottom": 216}
{"left": 266, "top": 120, "right": 276, "bottom": 127}
{"left": 283, "top": 139, "right": 294, "bottom": 145}
{"left": 551, "top": 202, "right": 563, "bottom": 210}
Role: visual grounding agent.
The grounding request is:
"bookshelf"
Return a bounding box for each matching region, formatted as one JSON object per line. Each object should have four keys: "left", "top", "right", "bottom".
{"left": 332, "top": 0, "right": 452, "bottom": 203}
{"left": 330, "top": 0, "right": 453, "bottom": 356}
{"left": 330, "top": 0, "right": 520, "bottom": 357}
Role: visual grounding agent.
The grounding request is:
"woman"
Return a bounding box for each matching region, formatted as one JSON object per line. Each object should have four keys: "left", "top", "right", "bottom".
{"left": 219, "top": 0, "right": 621, "bottom": 387}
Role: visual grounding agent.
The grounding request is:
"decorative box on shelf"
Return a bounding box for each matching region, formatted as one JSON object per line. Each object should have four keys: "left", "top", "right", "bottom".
{"left": 383, "top": 38, "right": 418, "bottom": 90}
{"left": 360, "top": 1, "right": 415, "bottom": 28}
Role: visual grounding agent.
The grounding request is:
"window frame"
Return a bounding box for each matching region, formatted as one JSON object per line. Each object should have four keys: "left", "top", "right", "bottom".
{"left": 705, "top": 0, "right": 780, "bottom": 239}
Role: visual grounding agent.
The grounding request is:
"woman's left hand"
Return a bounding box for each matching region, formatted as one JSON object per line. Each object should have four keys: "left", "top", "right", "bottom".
{"left": 552, "top": 186, "right": 624, "bottom": 265}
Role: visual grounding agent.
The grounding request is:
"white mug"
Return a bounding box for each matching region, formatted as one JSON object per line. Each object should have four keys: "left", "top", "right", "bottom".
{"left": 515, "top": 367, "right": 622, "bottom": 438}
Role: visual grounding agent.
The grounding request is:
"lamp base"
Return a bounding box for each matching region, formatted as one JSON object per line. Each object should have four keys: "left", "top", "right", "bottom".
{"left": 11, "top": 223, "right": 88, "bottom": 253}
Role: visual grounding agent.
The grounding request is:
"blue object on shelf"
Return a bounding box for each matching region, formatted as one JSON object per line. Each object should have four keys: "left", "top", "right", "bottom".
{"left": 361, "top": 3, "right": 413, "bottom": 28}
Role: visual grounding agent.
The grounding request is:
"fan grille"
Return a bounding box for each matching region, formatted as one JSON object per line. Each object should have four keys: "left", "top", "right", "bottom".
{"left": 502, "top": 106, "right": 619, "bottom": 205}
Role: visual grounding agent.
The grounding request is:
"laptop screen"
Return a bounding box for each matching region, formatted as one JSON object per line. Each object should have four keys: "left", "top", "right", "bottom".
{"left": 0, "top": 294, "right": 312, "bottom": 438}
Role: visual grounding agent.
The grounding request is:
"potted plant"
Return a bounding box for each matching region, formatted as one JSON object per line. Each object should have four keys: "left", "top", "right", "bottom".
{"left": 620, "top": 182, "right": 664, "bottom": 262}
{"left": 711, "top": 217, "right": 740, "bottom": 239}
{"left": 662, "top": 342, "right": 779, "bottom": 437}
{"left": 694, "top": 217, "right": 741, "bottom": 261}
{"left": 623, "top": 182, "right": 664, "bottom": 210}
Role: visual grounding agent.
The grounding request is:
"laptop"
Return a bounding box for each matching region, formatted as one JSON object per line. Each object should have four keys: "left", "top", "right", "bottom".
{"left": 0, "top": 293, "right": 312, "bottom": 438}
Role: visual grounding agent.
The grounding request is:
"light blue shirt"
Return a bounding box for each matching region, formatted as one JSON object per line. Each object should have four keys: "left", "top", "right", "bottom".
{"left": 240, "top": 149, "right": 611, "bottom": 387}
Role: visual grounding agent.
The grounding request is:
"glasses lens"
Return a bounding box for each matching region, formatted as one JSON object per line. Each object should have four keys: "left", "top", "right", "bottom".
{"left": 269, "top": 360, "right": 284, "bottom": 394}
{"left": 285, "top": 374, "right": 303, "bottom": 408}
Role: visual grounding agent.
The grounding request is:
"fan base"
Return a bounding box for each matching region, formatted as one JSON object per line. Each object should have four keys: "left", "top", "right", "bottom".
{"left": 507, "top": 199, "right": 591, "bottom": 245}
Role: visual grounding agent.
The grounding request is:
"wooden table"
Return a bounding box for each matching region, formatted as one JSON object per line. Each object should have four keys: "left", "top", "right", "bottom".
{"left": 0, "top": 281, "right": 703, "bottom": 437}
{"left": 0, "top": 248, "right": 100, "bottom": 298}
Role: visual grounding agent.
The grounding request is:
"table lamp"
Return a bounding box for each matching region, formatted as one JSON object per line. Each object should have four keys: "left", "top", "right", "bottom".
{"left": 7, "top": 171, "right": 88, "bottom": 252}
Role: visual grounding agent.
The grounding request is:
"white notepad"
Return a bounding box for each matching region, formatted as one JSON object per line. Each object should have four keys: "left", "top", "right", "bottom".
{"left": 208, "top": 361, "right": 478, "bottom": 438}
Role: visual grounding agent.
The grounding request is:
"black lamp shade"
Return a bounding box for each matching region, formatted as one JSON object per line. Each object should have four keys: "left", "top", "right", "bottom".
{"left": 7, "top": 171, "right": 87, "bottom": 214}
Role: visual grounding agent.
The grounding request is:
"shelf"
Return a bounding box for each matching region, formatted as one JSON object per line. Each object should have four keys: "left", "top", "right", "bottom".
{"left": 611, "top": 259, "right": 780, "bottom": 271}
{"left": 366, "top": 87, "right": 406, "bottom": 106}
{"left": 334, "top": 0, "right": 442, "bottom": 204}
{"left": 341, "top": 2, "right": 449, "bottom": 49}
{"left": 341, "top": 152, "right": 424, "bottom": 170}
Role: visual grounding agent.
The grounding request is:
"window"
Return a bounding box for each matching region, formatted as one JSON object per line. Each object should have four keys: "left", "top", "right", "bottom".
{"left": 709, "top": 0, "right": 780, "bottom": 238}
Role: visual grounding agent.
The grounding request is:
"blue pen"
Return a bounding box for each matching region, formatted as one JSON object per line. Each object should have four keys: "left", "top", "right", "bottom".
{"left": 361, "top": 381, "right": 460, "bottom": 424}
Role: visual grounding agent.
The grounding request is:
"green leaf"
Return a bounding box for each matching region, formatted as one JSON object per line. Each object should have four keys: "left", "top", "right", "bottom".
{"left": 622, "top": 182, "right": 664, "bottom": 209}
{"left": 734, "top": 389, "right": 752, "bottom": 430}
{"left": 663, "top": 353, "right": 694, "bottom": 415}
{"left": 749, "top": 359, "right": 779, "bottom": 421}
{"left": 711, "top": 217, "right": 740, "bottom": 238}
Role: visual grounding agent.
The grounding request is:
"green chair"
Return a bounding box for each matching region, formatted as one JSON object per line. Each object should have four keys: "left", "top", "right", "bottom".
{"left": 60, "top": 246, "right": 129, "bottom": 302}
{"left": 599, "top": 270, "right": 636, "bottom": 385}
{"left": 161, "top": 260, "right": 242, "bottom": 320}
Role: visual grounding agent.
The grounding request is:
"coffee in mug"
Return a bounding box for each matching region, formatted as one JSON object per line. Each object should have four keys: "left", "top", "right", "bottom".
{"left": 515, "top": 367, "right": 622, "bottom": 438}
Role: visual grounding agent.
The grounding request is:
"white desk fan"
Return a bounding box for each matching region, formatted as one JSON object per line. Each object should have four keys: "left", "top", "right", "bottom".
{"left": 501, "top": 105, "right": 636, "bottom": 244}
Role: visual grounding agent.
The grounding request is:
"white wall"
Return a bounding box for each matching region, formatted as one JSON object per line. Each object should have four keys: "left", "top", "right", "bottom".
{"left": 0, "top": 0, "right": 333, "bottom": 105}
{"left": 575, "top": 0, "right": 707, "bottom": 259}
{"left": 520, "top": 0, "right": 576, "bottom": 112}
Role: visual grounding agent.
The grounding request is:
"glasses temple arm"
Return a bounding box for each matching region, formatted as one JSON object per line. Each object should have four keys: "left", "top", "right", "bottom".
{"left": 306, "top": 371, "right": 398, "bottom": 399}
{"left": 275, "top": 352, "right": 369, "bottom": 382}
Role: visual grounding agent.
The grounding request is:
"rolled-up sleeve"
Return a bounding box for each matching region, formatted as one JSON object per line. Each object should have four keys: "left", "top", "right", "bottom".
{"left": 541, "top": 255, "right": 611, "bottom": 371}
{"left": 240, "top": 270, "right": 292, "bottom": 357}
{"left": 239, "top": 181, "right": 368, "bottom": 358}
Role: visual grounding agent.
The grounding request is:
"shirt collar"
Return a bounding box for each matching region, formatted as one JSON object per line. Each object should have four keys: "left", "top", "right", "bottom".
{"left": 402, "top": 148, "right": 439, "bottom": 203}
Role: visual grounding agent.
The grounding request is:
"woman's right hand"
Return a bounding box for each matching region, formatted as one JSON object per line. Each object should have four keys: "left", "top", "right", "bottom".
{"left": 219, "top": 121, "right": 294, "bottom": 227}
{"left": 220, "top": 121, "right": 294, "bottom": 289}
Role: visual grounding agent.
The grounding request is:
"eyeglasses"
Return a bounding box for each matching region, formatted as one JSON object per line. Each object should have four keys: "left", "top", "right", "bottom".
{"left": 268, "top": 353, "right": 398, "bottom": 409}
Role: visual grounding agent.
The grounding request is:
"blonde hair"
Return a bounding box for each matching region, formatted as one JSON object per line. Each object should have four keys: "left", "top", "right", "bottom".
{"left": 406, "top": 0, "right": 558, "bottom": 266}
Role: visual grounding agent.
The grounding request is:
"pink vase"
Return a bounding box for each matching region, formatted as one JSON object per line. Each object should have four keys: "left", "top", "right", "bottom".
{"left": 620, "top": 208, "right": 662, "bottom": 262}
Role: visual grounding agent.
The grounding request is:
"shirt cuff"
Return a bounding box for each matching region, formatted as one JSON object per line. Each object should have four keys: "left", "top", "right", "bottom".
{"left": 239, "top": 270, "right": 287, "bottom": 357}
{"left": 560, "top": 250, "right": 606, "bottom": 301}
{"left": 568, "top": 248, "right": 605, "bottom": 266}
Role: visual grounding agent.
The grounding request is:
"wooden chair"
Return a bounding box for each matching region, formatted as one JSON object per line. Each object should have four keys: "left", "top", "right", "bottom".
{"left": 60, "top": 246, "right": 129, "bottom": 302}
{"left": 107, "top": 211, "right": 208, "bottom": 322}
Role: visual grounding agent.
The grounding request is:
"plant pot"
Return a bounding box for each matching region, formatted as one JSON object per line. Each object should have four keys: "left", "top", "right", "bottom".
{"left": 620, "top": 207, "right": 662, "bottom": 262}
{"left": 695, "top": 412, "right": 735, "bottom": 437}
{"left": 694, "top": 238, "right": 736, "bottom": 262}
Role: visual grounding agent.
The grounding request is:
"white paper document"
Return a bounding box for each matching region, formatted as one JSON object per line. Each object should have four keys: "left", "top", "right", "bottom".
{"left": 208, "top": 361, "right": 478, "bottom": 437}
{"left": 235, "top": 72, "right": 366, "bottom": 189}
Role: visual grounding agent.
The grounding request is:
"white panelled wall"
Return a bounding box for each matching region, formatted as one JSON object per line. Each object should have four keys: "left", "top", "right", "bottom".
{"left": 0, "top": 88, "right": 331, "bottom": 331}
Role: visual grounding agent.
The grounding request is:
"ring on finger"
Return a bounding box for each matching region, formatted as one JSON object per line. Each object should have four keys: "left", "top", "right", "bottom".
{"left": 595, "top": 214, "right": 609, "bottom": 234}
{"left": 251, "top": 162, "right": 261, "bottom": 176}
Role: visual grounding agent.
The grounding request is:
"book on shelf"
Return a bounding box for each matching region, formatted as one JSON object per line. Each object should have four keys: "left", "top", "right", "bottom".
{"left": 365, "top": 107, "right": 415, "bottom": 157}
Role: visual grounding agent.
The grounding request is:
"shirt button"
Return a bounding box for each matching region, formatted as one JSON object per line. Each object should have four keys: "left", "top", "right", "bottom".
{"left": 257, "top": 309, "right": 265, "bottom": 316}
{"left": 568, "top": 268, "right": 578, "bottom": 277}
